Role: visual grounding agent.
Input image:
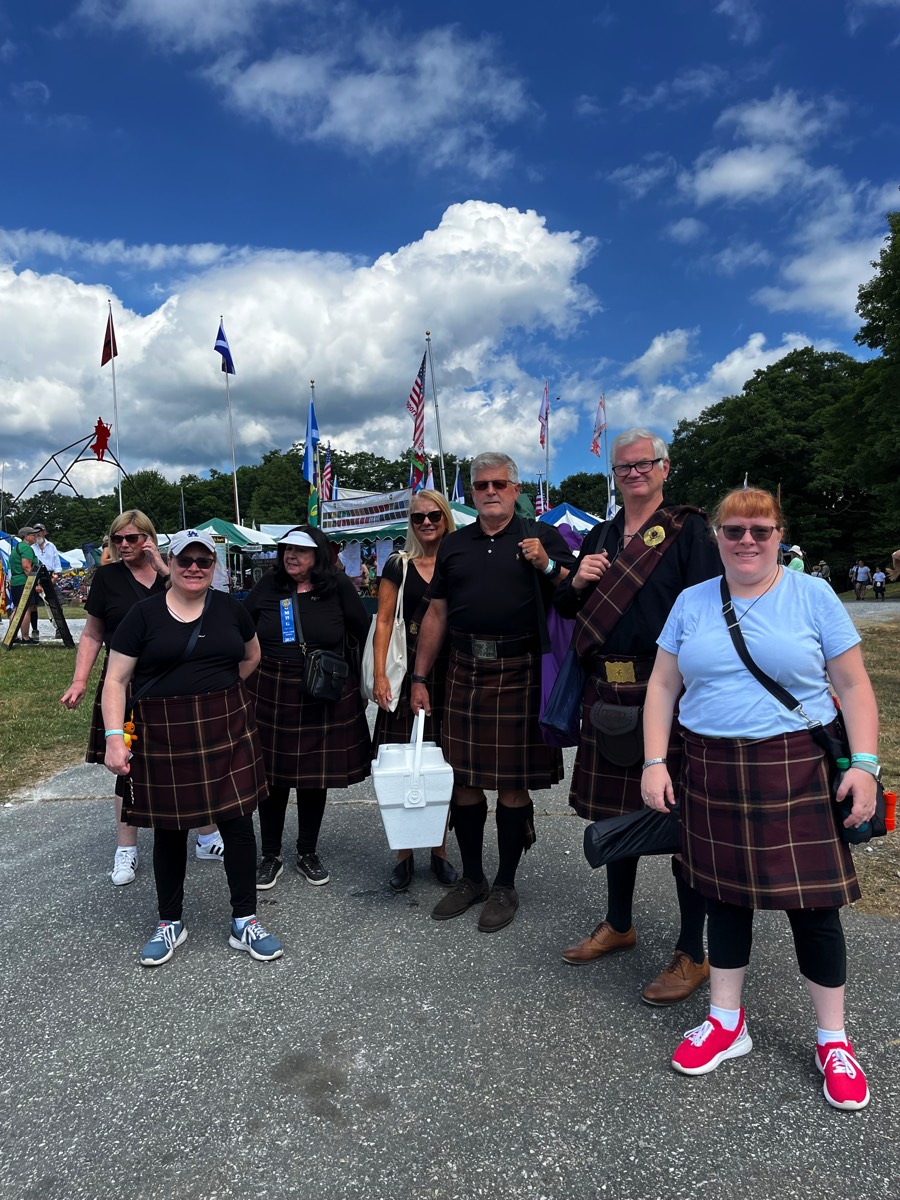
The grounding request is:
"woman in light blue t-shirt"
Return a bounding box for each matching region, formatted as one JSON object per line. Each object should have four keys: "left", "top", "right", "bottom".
{"left": 642, "top": 488, "right": 879, "bottom": 1112}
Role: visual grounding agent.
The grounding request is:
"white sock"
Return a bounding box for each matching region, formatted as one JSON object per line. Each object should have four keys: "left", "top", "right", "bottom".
{"left": 817, "top": 1027, "right": 847, "bottom": 1047}
{"left": 117, "top": 845, "right": 137, "bottom": 860}
{"left": 233, "top": 914, "right": 255, "bottom": 931}
{"left": 710, "top": 1005, "right": 742, "bottom": 1031}
{"left": 197, "top": 831, "right": 219, "bottom": 846}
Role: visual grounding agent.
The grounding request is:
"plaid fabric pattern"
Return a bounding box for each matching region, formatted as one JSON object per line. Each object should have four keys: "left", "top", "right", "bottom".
{"left": 121, "top": 683, "right": 266, "bottom": 830}
{"left": 246, "top": 655, "right": 371, "bottom": 788}
{"left": 567, "top": 665, "right": 682, "bottom": 820}
{"left": 574, "top": 505, "right": 701, "bottom": 659}
{"left": 442, "top": 642, "right": 564, "bottom": 790}
{"left": 680, "top": 727, "right": 860, "bottom": 910}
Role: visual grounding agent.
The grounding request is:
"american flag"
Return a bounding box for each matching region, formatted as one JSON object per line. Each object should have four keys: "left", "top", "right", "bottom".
{"left": 538, "top": 380, "right": 549, "bottom": 448}
{"left": 321, "top": 445, "right": 332, "bottom": 501}
{"left": 590, "top": 395, "right": 606, "bottom": 458}
{"left": 407, "top": 353, "right": 427, "bottom": 491}
{"left": 535, "top": 488, "right": 546, "bottom": 516}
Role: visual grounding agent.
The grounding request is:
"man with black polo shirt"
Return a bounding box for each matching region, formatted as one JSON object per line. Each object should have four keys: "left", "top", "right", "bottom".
{"left": 410, "top": 451, "right": 576, "bottom": 932}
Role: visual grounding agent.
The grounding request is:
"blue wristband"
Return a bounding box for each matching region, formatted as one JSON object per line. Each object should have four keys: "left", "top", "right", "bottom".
{"left": 850, "top": 753, "right": 879, "bottom": 764}
{"left": 105, "top": 729, "right": 125, "bottom": 738}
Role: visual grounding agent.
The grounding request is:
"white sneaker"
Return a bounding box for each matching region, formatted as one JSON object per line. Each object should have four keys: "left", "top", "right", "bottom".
{"left": 111, "top": 847, "right": 138, "bottom": 886}
{"left": 196, "top": 833, "right": 225, "bottom": 862}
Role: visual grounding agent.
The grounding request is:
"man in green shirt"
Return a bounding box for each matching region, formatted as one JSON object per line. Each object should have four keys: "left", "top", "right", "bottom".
{"left": 9, "top": 527, "right": 39, "bottom": 644}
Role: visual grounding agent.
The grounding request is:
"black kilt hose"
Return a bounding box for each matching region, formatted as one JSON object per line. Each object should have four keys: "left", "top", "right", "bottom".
{"left": 568, "top": 655, "right": 682, "bottom": 822}
{"left": 121, "top": 682, "right": 266, "bottom": 830}
{"left": 680, "top": 727, "right": 860, "bottom": 910}
{"left": 246, "top": 655, "right": 371, "bottom": 788}
{"left": 442, "top": 641, "right": 563, "bottom": 790}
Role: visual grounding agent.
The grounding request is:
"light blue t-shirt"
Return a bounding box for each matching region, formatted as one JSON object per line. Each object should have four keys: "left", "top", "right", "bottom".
{"left": 658, "top": 569, "right": 860, "bottom": 738}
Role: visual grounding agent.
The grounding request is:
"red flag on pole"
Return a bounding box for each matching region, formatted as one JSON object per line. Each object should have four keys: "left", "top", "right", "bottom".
{"left": 101, "top": 312, "right": 118, "bottom": 367}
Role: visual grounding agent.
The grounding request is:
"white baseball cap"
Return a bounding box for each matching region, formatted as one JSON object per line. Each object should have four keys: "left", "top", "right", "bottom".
{"left": 169, "top": 529, "right": 217, "bottom": 556}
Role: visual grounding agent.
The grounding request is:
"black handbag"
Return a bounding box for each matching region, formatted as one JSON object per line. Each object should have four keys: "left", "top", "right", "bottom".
{"left": 292, "top": 592, "right": 348, "bottom": 703}
{"left": 588, "top": 701, "right": 644, "bottom": 767}
{"left": 719, "top": 577, "right": 886, "bottom": 844}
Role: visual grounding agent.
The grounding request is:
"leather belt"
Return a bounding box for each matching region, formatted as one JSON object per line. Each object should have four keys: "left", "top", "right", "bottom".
{"left": 595, "top": 657, "right": 654, "bottom": 684}
{"left": 451, "top": 633, "right": 539, "bottom": 660}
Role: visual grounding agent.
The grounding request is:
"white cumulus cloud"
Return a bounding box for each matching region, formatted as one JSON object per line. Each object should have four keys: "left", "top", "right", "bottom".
{"left": 623, "top": 329, "right": 697, "bottom": 386}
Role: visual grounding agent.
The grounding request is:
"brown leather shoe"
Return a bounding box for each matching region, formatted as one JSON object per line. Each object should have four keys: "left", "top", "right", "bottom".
{"left": 641, "top": 950, "right": 710, "bottom": 1006}
{"left": 561, "top": 920, "right": 637, "bottom": 965}
{"left": 431, "top": 876, "right": 489, "bottom": 921}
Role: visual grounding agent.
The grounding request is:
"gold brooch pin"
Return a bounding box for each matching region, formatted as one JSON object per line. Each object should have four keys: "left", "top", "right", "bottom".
{"left": 643, "top": 526, "right": 665, "bottom": 547}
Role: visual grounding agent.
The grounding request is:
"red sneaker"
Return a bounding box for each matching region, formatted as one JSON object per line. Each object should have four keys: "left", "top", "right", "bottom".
{"left": 672, "top": 1011, "right": 753, "bottom": 1076}
{"left": 816, "top": 1041, "right": 870, "bottom": 1110}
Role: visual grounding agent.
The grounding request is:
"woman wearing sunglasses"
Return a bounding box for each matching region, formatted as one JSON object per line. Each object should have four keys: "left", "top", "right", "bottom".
{"left": 372, "top": 490, "right": 460, "bottom": 892}
{"left": 643, "top": 488, "right": 878, "bottom": 1109}
{"left": 61, "top": 511, "right": 223, "bottom": 884}
{"left": 102, "top": 529, "right": 282, "bottom": 966}
{"left": 244, "top": 527, "right": 372, "bottom": 891}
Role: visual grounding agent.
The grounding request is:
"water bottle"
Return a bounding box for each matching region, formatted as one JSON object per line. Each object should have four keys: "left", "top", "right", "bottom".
{"left": 834, "top": 757, "right": 871, "bottom": 844}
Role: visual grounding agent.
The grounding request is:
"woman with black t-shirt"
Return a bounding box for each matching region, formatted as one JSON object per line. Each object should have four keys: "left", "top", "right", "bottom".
{"left": 372, "top": 490, "right": 460, "bottom": 893}
{"left": 244, "top": 526, "right": 372, "bottom": 891}
{"left": 102, "top": 529, "right": 282, "bottom": 968}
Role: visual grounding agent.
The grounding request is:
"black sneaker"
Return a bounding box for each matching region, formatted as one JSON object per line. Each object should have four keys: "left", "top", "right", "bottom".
{"left": 256, "top": 856, "right": 284, "bottom": 890}
{"left": 296, "top": 851, "right": 330, "bottom": 886}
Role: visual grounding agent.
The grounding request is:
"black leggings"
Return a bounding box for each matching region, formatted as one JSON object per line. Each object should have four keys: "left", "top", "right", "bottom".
{"left": 258, "top": 786, "right": 327, "bottom": 858}
{"left": 153, "top": 814, "right": 257, "bottom": 922}
{"left": 706, "top": 898, "right": 846, "bottom": 988}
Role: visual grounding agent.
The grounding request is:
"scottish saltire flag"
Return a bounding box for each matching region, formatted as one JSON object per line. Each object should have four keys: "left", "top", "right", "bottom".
{"left": 302, "top": 399, "right": 320, "bottom": 484}
{"left": 214, "top": 322, "right": 236, "bottom": 375}
{"left": 451, "top": 463, "right": 463, "bottom": 502}
{"left": 407, "top": 353, "right": 427, "bottom": 491}
{"left": 590, "top": 395, "right": 606, "bottom": 458}
{"left": 101, "top": 312, "right": 118, "bottom": 367}
{"left": 331, "top": 474, "right": 339, "bottom": 501}
{"left": 538, "top": 380, "right": 549, "bottom": 448}
{"left": 321, "top": 445, "right": 333, "bottom": 501}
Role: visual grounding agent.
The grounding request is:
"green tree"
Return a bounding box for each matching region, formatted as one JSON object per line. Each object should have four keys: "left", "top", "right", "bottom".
{"left": 553, "top": 471, "right": 611, "bottom": 517}
{"left": 855, "top": 207, "right": 900, "bottom": 360}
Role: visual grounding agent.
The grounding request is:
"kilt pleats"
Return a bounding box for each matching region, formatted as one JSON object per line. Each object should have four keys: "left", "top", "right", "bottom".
{"left": 246, "top": 655, "right": 371, "bottom": 789}
{"left": 679, "top": 727, "right": 860, "bottom": 910}
{"left": 121, "top": 682, "right": 266, "bottom": 830}
{"left": 441, "top": 647, "right": 563, "bottom": 790}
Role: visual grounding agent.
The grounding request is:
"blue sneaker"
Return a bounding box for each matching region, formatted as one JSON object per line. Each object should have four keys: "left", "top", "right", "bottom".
{"left": 228, "top": 916, "right": 284, "bottom": 961}
{"left": 140, "top": 920, "right": 187, "bottom": 967}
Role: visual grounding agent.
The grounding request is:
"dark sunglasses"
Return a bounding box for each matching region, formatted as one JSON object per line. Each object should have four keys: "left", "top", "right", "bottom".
{"left": 111, "top": 532, "right": 143, "bottom": 545}
{"left": 410, "top": 510, "right": 444, "bottom": 525}
{"left": 471, "top": 479, "right": 512, "bottom": 492}
{"left": 720, "top": 525, "right": 778, "bottom": 542}
{"left": 174, "top": 554, "right": 215, "bottom": 569}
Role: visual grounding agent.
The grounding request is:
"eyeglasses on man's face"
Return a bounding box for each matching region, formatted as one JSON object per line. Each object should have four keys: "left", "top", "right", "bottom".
{"left": 111, "top": 532, "right": 143, "bottom": 545}
{"left": 174, "top": 554, "right": 215, "bottom": 569}
{"left": 410, "top": 510, "right": 444, "bottom": 525}
{"left": 719, "top": 525, "right": 778, "bottom": 543}
{"left": 610, "top": 458, "right": 664, "bottom": 479}
{"left": 471, "top": 479, "right": 513, "bottom": 492}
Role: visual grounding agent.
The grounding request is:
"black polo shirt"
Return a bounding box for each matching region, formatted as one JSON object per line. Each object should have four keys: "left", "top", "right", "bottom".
{"left": 431, "top": 516, "right": 576, "bottom": 636}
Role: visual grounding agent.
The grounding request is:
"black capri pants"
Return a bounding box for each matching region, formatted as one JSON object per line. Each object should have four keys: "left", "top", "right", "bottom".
{"left": 707, "top": 898, "right": 847, "bottom": 988}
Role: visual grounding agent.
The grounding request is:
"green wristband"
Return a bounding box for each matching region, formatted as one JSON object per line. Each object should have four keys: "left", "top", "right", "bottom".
{"left": 105, "top": 729, "right": 125, "bottom": 738}
{"left": 850, "top": 753, "right": 879, "bottom": 764}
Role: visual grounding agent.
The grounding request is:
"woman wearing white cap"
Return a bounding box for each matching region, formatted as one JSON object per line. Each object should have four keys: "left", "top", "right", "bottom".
{"left": 102, "top": 529, "right": 283, "bottom": 967}
{"left": 244, "top": 526, "right": 372, "bottom": 889}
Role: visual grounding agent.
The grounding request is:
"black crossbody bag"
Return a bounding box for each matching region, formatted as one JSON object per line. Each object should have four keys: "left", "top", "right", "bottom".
{"left": 292, "top": 592, "right": 348, "bottom": 703}
{"left": 719, "top": 577, "right": 886, "bottom": 844}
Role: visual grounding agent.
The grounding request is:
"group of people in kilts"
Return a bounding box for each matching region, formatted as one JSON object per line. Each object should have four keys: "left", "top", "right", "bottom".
{"left": 63, "top": 430, "right": 879, "bottom": 1112}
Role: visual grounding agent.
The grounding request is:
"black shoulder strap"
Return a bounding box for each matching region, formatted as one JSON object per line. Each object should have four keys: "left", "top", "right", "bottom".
{"left": 129, "top": 591, "right": 212, "bottom": 709}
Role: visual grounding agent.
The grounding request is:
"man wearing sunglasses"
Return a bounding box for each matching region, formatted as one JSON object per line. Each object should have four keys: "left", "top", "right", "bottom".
{"left": 410, "top": 452, "right": 576, "bottom": 933}
{"left": 553, "top": 429, "right": 721, "bottom": 1006}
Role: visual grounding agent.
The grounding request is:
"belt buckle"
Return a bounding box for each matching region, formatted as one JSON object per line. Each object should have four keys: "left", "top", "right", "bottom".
{"left": 605, "top": 661, "right": 636, "bottom": 684}
{"left": 472, "top": 639, "right": 498, "bottom": 660}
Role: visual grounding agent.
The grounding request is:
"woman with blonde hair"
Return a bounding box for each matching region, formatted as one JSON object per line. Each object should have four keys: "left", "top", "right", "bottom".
{"left": 372, "top": 490, "right": 459, "bottom": 892}
{"left": 643, "top": 488, "right": 878, "bottom": 1110}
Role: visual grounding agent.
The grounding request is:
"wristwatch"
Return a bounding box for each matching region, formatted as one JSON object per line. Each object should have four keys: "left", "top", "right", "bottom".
{"left": 543, "top": 559, "right": 562, "bottom": 579}
{"left": 410, "top": 674, "right": 428, "bottom": 685}
{"left": 850, "top": 760, "right": 881, "bottom": 779}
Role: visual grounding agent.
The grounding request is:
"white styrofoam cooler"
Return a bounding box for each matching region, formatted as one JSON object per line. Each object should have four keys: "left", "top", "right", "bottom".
{"left": 372, "top": 712, "right": 454, "bottom": 849}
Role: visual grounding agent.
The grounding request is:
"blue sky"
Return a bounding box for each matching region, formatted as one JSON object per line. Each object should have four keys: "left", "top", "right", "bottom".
{"left": 1, "top": 0, "right": 899, "bottom": 503}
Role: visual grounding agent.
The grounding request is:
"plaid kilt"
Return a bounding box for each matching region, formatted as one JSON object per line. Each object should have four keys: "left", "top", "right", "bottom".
{"left": 679, "top": 727, "right": 860, "bottom": 910}
{"left": 568, "top": 665, "right": 682, "bottom": 822}
{"left": 246, "top": 655, "right": 371, "bottom": 789}
{"left": 442, "top": 644, "right": 564, "bottom": 790}
{"left": 121, "top": 683, "right": 266, "bottom": 830}
{"left": 372, "top": 659, "right": 447, "bottom": 750}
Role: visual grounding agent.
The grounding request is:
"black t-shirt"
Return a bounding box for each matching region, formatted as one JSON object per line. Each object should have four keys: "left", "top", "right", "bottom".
{"left": 86, "top": 562, "right": 167, "bottom": 645}
{"left": 430, "top": 517, "right": 577, "bottom": 636}
{"left": 382, "top": 555, "right": 433, "bottom": 625}
{"left": 111, "top": 590, "right": 256, "bottom": 697}
{"left": 243, "top": 570, "right": 370, "bottom": 659}
{"left": 552, "top": 504, "right": 722, "bottom": 656}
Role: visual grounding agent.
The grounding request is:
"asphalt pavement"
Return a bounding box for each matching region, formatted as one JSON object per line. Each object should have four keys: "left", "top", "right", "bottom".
{"left": 3, "top": 602, "right": 898, "bottom": 1199}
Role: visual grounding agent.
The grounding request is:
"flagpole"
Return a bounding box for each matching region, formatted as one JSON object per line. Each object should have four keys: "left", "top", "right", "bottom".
{"left": 107, "top": 301, "right": 123, "bottom": 513}
{"left": 221, "top": 315, "right": 241, "bottom": 526}
{"left": 424, "top": 331, "right": 448, "bottom": 497}
{"left": 544, "top": 386, "right": 552, "bottom": 499}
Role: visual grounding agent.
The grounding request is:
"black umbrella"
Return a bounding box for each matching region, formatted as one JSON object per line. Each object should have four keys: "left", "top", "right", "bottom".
{"left": 583, "top": 803, "right": 682, "bottom": 869}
